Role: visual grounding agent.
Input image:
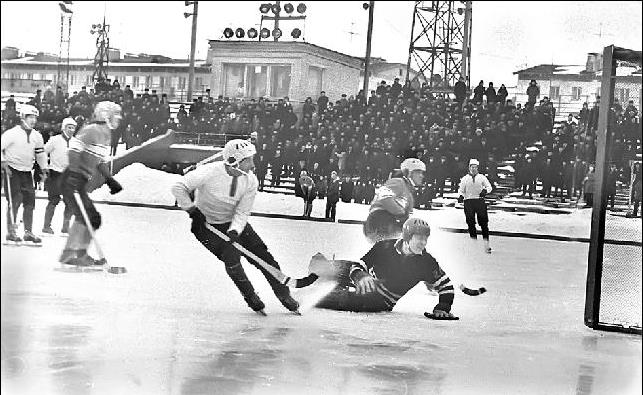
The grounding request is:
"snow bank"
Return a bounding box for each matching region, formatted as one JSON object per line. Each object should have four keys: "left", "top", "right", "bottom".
{"left": 90, "top": 163, "right": 182, "bottom": 206}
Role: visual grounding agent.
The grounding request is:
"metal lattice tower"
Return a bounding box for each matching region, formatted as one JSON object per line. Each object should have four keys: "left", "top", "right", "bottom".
{"left": 91, "top": 17, "right": 110, "bottom": 86}
{"left": 57, "top": 2, "right": 73, "bottom": 91}
{"left": 405, "top": 1, "right": 472, "bottom": 91}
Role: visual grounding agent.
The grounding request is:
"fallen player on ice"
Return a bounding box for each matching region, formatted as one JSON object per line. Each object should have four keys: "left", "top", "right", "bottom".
{"left": 309, "top": 217, "right": 486, "bottom": 320}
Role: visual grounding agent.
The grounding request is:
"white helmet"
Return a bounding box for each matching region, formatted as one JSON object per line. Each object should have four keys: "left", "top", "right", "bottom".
{"left": 93, "top": 101, "right": 122, "bottom": 129}
{"left": 222, "top": 139, "right": 256, "bottom": 167}
{"left": 402, "top": 217, "right": 431, "bottom": 241}
{"left": 401, "top": 158, "right": 426, "bottom": 173}
{"left": 61, "top": 117, "right": 77, "bottom": 129}
{"left": 19, "top": 104, "right": 39, "bottom": 118}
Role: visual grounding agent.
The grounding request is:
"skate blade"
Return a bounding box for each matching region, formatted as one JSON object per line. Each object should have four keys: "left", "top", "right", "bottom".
{"left": 56, "top": 265, "right": 104, "bottom": 273}
{"left": 424, "top": 312, "right": 460, "bottom": 320}
{"left": 290, "top": 310, "right": 302, "bottom": 316}
{"left": 255, "top": 310, "right": 268, "bottom": 316}
{"left": 107, "top": 266, "right": 127, "bottom": 274}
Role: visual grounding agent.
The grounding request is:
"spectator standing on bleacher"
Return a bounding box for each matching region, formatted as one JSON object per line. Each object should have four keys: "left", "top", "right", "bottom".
{"left": 485, "top": 82, "right": 497, "bottom": 104}
{"left": 582, "top": 165, "right": 596, "bottom": 207}
{"left": 473, "top": 81, "right": 485, "bottom": 104}
{"left": 326, "top": 171, "right": 340, "bottom": 222}
{"left": 497, "top": 84, "right": 508, "bottom": 105}
{"left": 454, "top": 77, "right": 467, "bottom": 104}
{"left": 606, "top": 163, "right": 619, "bottom": 210}
{"left": 526, "top": 80, "right": 539, "bottom": 111}
{"left": 5, "top": 95, "right": 16, "bottom": 112}
{"left": 317, "top": 91, "right": 329, "bottom": 114}
{"left": 298, "top": 170, "right": 316, "bottom": 218}
{"left": 629, "top": 162, "right": 641, "bottom": 217}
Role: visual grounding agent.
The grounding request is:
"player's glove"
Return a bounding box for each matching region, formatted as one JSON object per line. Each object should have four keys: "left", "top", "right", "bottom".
{"left": 105, "top": 176, "right": 123, "bottom": 195}
{"left": 457, "top": 195, "right": 464, "bottom": 204}
{"left": 187, "top": 206, "right": 205, "bottom": 232}
{"left": 227, "top": 229, "right": 240, "bottom": 244}
{"left": 479, "top": 189, "right": 487, "bottom": 198}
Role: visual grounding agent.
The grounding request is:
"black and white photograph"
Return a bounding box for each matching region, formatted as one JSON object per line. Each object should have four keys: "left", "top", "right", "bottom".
{"left": 1, "top": 1, "right": 641, "bottom": 394}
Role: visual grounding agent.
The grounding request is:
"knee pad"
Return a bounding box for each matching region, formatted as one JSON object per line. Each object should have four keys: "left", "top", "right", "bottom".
{"left": 89, "top": 212, "right": 102, "bottom": 230}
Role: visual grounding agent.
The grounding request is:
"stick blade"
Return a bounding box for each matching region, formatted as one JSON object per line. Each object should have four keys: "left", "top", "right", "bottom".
{"left": 294, "top": 273, "right": 319, "bottom": 288}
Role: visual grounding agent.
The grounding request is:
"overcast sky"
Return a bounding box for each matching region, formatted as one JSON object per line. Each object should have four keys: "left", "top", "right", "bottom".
{"left": 1, "top": 1, "right": 641, "bottom": 85}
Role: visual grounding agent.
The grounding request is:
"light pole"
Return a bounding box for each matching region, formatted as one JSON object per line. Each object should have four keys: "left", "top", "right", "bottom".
{"left": 362, "top": 1, "right": 375, "bottom": 97}
{"left": 185, "top": 1, "right": 198, "bottom": 102}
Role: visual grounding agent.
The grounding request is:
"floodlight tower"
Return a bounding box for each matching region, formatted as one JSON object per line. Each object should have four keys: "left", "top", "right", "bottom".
{"left": 90, "top": 17, "right": 110, "bottom": 88}
{"left": 405, "top": 1, "right": 472, "bottom": 91}
{"left": 57, "top": 1, "right": 73, "bottom": 91}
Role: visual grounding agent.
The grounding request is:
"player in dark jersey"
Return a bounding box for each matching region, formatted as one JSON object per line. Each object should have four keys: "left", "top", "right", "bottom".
{"left": 316, "top": 217, "right": 456, "bottom": 319}
{"left": 363, "top": 158, "right": 425, "bottom": 244}
{"left": 58, "top": 101, "right": 124, "bottom": 266}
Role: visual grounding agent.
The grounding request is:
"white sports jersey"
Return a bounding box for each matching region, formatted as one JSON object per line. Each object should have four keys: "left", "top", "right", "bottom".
{"left": 0, "top": 125, "right": 47, "bottom": 172}
{"left": 44, "top": 133, "right": 72, "bottom": 172}
{"left": 458, "top": 172, "right": 492, "bottom": 200}
{"left": 171, "top": 161, "right": 259, "bottom": 234}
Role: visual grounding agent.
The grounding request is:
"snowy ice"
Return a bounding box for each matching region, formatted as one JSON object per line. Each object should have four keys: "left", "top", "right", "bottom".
{"left": 2, "top": 163, "right": 641, "bottom": 395}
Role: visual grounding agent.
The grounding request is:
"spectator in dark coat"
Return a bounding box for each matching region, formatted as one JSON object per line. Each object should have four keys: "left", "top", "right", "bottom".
{"left": 485, "top": 82, "right": 497, "bottom": 104}
{"left": 606, "top": 163, "right": 619, "bottom": 210}
{"left": 317, "top": 91, "right": 329, "bottom": 114}
{"left": 583, "top": 165, "right": 596, "bottom": 207}
{"left": 473, "top": 81, "right": 485, "bottom": 104}
{"left": 526, "top": 80, "right": 540, "bottom": 110}
{"left": 454, "top": 77, "right": 467, "bottom": 104}
{"left": 340, "top": 175, "right": 354, "bottom": 203}
{"left": 326, "top": 171, "right": 341, "bottom": 221}
{"left": 497, "top": 84, "right": 508, "bottom": 104}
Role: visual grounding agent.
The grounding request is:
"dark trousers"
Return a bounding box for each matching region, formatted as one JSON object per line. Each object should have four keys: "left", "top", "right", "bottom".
{"left": 463, "top": 198, "right": 489, "bottom": 240}
{"left": 584, "top": 193, "right": 594, "bottom": 207}
{"left": 191, "top": 220, "right": 290, "bottom": 300}
{"left": 4, "top": 167, "right": 35, "bottom": 231}
{"left": 61, "top": 170, "right": 102, "bottom": 229}
{"left": 316, "top": 286, "right": 392, "bottom": 312}
{"left": 325, "top": 200, "right": 337, "bottom": 221}
{"left": 44, "top": 170, "right": 73, "bottom": 228}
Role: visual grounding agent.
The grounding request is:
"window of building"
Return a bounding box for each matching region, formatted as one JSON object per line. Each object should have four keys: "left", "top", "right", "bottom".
{"left": 178, "top": 76, "right": 186, "bottom": 90}
{"left": 617, "top": 88, "right": 630, "bottom": 103}
{"left": 549, "top": 86, "right": 560, "bottom": 100}
{"left": 145, "top": 76, "right": 151, "bottom": 88}
{"left": 270, "top": 65, "right": 291, "bottom": 97}
{"left": 133, "top": 75, "right": 140, "bottom": 87}
{"left": 223, "top": 64, "right": 245, "bottom": 98}
{"left": 307, "top": 66, "right": 323, "bottom": 98}
{"left": 125, "top": 75, "right": 134, "bottom": 86}
{"left": 572, "top": 86, "right": 582, "bottom": 101}
{"left": 246, "top": 65, "right": 268, "bottom": 98}
{"left": 152, "top": 75, "right": 160, "bottom": 88}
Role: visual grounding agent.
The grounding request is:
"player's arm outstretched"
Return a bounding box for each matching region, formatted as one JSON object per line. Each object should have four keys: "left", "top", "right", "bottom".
{"left": 424, "top": 264, "right": 456, "bottom": 318}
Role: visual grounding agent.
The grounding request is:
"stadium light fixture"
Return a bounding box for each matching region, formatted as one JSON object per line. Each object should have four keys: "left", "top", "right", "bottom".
{"left": 223, "top": 27, "right": 234, "bottom": 38}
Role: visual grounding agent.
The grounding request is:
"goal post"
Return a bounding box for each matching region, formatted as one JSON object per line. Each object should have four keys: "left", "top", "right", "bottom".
{"left": 584, "top": 45, "right": 642, "bottom": 335}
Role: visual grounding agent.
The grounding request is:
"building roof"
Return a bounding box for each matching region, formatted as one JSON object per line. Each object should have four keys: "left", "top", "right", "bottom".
{"left": 207, "top": 40, "right": 364, "bottom": 69}
{"left": 514, "top": 63, "right": 641, "bottom": 79}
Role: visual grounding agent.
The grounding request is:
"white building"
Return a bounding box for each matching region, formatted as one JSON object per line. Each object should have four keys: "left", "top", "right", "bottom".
{"left": 513, "top": 52, "right": 642, "bottom": 118}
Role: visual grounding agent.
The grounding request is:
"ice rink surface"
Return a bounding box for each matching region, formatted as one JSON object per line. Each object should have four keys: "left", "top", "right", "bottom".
{"left": 1, "top": 197, "right": 641, "bottom": 395}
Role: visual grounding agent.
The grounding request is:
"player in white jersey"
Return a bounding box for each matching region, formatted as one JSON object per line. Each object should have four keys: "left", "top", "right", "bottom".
{"left": 42, "top": 117, "right": 76, "bottom": 234}
{"left": 457, "top": 158, "right": 493, "bottom": 253}
{"left": 1, "top": 104, "right": 48, "bottom": 244}
{"left": 171, "top": 139, "right": 300, "bottom": 314}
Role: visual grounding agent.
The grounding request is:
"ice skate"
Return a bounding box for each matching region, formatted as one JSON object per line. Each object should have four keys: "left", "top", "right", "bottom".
{"left": 277, "top": 294, "right": 301, "bottom": 315}
{"left": 42, "top": 226, "right": 54, "bottom": 235}
{"left": 4, "top": 228, "right": 22, "bottom": 245}
{"left": 244, "top": 293, "right": 266, "bottom": 315}
{"left": 484, "top": 240, "right": 492, "bottom": 254}
{"left": 23, "top": 230, "right": 42, "bottom": 245}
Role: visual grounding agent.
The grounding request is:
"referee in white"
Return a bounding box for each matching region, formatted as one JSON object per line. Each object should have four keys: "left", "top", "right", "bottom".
{"left": 457, "top": 159, "right": 493, "bottom": 253}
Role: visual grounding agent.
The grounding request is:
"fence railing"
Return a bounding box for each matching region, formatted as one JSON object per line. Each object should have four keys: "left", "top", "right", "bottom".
{"left": 173, "top": 131, "right": 251, "bottom": 147}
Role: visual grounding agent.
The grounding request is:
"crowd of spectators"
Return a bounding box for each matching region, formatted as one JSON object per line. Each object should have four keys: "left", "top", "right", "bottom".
{"left": 2, "top": 80, "right": 172, "bottom": 155}
{"left": 2, "top": 77, "right": 641, "bottom": 210}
